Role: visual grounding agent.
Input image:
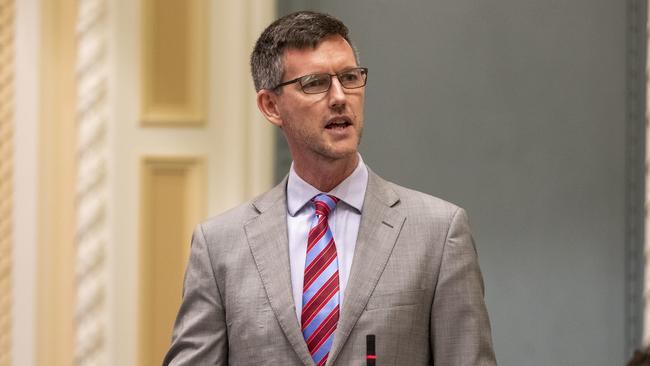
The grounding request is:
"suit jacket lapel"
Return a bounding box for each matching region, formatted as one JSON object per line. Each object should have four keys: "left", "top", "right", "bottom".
{"left": 327, "top": 170, "right": 406, "bottom": 365}
{"left": 244, "top": 179, "right": 315, "bottom": 366}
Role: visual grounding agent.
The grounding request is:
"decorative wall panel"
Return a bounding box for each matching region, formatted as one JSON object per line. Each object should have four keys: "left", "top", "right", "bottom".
{"left": 38, "top": 0, "right": 77, "bottom": 364}
{"left": 139, "top": 157, "right": 205, "bottom": 365}
{"left": 140, "top": 0, "right": 206, "bottom": 126}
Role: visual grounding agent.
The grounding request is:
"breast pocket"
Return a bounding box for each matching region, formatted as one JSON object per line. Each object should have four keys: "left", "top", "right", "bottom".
{"left": 365, "top": 289, "right": 424, "bottom": 310}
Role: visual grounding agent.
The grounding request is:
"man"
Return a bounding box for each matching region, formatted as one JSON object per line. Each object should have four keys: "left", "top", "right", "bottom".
{"left": 164, "top": 11, "right": 496, "bottom": 366}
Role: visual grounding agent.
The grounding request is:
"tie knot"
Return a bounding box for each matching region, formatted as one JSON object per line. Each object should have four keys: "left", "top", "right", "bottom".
{"left": 312, "top": 194, "right": 339, "bottom": 217}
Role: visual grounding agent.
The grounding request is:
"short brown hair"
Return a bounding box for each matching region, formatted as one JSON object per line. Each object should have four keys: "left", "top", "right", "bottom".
{"left": 250, "top": 11, "right": 358, "bottom": 92}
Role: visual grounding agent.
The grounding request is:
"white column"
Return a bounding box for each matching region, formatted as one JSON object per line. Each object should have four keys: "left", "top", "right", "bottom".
{"left": 75, "top": 0, "right": 109, "bottom": 364}
{"left": 12, "top": 0, "right": 40, "bottom": 363}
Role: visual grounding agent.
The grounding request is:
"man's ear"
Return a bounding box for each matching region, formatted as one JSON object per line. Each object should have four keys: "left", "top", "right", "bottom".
{"left": 256, "top": 89, "right": 283, "bottom": 128}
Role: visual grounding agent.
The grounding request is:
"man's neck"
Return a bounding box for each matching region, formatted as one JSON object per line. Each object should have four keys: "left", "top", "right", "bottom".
{"left": 292, "top": 154, "right": 359, "bottom": 192}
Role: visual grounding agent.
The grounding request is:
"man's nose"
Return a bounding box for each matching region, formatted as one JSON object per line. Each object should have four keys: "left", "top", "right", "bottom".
{"left": 328, "top": 76, "right": 347, "bottom": 109}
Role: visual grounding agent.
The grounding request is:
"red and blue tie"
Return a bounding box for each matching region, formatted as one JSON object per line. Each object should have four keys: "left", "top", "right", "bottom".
{"left": 302, "top": 194, "right": 340, "bottom": 366}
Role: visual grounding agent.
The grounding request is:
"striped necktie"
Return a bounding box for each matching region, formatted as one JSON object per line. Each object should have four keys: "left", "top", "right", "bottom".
{"left": 302, "top": 193, "right": 340, "bottom": 366}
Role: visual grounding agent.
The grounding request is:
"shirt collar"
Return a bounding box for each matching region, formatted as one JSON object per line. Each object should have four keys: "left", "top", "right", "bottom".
{"left": 287, "top": 154, "right": 368, "bottom": 216}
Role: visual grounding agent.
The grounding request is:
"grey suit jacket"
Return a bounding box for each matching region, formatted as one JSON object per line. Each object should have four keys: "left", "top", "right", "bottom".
{"left": 164, "top": 170, "right": 496, "bottom": 365}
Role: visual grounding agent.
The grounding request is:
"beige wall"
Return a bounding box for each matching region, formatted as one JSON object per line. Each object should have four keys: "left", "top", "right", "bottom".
{"left": 10, "top": 1, "right": 276, "bottom": 365}
{"left": 110, "top": 1, "right": 275, "bottom": 364}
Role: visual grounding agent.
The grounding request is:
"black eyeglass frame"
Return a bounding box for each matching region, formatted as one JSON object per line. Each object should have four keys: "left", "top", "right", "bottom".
{"left": 272, "top": 67, "right": 368, "bottom": 94}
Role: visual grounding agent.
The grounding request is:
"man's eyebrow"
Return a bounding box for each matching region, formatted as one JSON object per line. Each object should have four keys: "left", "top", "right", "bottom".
{"left": 302, "top": 66, "right": 362, "bottom": 76}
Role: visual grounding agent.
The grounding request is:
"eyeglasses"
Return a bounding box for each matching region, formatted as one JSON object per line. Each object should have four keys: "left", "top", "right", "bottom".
{"left": 273, "top": 67, "right": 368, "bottom": 94}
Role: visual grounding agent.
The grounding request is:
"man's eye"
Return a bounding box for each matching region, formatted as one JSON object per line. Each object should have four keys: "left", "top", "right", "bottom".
{"left": 302, "top": 76, "right": 329, "bottom": 89}
{"left": 339, "top": 72, "right": 359, "bottom": 82}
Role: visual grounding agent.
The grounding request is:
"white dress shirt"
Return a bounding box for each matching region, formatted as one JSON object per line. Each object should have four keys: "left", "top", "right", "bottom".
{"left": 286, "top": 155, "right": 369, "bottom": 322}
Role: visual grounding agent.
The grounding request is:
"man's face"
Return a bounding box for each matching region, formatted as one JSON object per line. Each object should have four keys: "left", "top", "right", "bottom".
{"left": 271, "top": 35, "right": 365, "bottom": 163}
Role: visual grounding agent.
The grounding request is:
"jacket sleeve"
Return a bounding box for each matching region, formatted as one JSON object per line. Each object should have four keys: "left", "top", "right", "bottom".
{"left": 430, "top": 208, "right": 497, "bottom": 365}
{"left": 163, "top": 224, "right": 228, "bottom": 365}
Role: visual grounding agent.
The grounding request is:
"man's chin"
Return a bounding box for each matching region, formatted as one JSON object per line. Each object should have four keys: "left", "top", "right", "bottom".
{"left": 318, "top": 148, "right": 359, "bottom": 162}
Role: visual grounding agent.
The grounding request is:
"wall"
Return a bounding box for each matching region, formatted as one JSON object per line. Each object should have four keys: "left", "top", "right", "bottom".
{"left": 277, "top": 1, "right": 638, "bottom": 365}
{"left": 9, "top": 1, "right": 277, "bottom": 365}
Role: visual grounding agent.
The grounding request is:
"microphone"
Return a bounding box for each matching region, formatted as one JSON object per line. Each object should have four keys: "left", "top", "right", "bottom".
{"left": 366, "top": 334, "right": 376, "bottom": 366}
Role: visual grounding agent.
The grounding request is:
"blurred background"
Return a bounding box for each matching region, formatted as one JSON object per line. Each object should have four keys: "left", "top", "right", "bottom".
{"left": 1, "top": 0, "right": 647, "bottom": 365}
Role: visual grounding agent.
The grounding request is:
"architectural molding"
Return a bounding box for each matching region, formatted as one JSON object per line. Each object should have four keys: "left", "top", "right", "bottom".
{"left": 138, "top": 156, "right": 205, "bottom": 365}
{"left": 75, "top": 0, "right": 109, "bottom": 364}
{"left": 0, "top": 0, "right": 15, "bottom": 364}
{"left": 140, "top": 0, "right": 207, "bottom": 127}
{"left": 107, "top": 1, "right": 276, "bottom": 363}
{"left": 211, "top": 0, "right": 276, "bottom": 207}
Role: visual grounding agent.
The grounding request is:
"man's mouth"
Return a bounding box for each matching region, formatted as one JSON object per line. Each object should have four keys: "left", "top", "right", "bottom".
{"left": 325, "top": 117, "right": 352, "bottom": 129}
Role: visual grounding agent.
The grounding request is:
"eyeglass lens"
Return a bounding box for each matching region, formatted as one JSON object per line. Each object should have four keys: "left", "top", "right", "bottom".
{"left": 300, "top": 68, "right": 367, "bottom": 94}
